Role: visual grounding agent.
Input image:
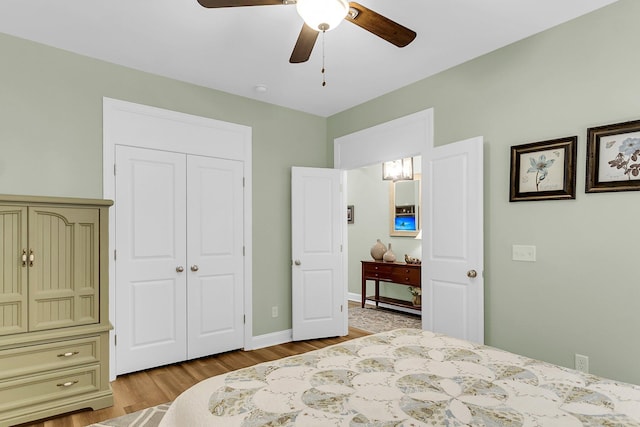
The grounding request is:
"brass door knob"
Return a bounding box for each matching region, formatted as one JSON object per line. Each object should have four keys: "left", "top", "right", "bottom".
{"left": 467, "top": 270, "right": 477, "bottom": 278}
{"left": 176, "top": 266, "right": 184, "bottom": 273}
{"left": 294, "top": 260, "right": 301, "bottom": 266}
{"left": 191, "top": 265, "right": 199, "bottom": 272}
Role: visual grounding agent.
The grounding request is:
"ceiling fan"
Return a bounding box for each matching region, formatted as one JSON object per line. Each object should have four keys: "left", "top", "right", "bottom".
{"left": 197, "top": 0, "right": 417, "bottom": 64}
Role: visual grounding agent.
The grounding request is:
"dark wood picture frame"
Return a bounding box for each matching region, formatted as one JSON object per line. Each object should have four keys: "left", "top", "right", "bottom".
{"left": 586, "top": 119, "right": 640, "bottom": 193}
{"left": 347, "top": 205, "right": 354, "bottom": 224}
{"left": 510, "top": 136, "right": 577, "bottom": 202}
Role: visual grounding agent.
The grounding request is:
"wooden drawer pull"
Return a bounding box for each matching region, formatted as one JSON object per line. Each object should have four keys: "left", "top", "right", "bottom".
{"left": 57, "top": 351, "right": 80, "bottom": 358}
{"left": 56, "top": 380, "right": 79, "bottom": 388}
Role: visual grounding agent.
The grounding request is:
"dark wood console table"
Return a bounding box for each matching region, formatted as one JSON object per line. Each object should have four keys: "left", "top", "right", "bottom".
{"left": 361, "top": 260, "right": 421, "bottom": 310}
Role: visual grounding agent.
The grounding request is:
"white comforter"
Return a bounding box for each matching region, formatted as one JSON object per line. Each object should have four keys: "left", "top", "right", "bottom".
{"left": 160, "top": 329, "right": 640, "bottom": 426}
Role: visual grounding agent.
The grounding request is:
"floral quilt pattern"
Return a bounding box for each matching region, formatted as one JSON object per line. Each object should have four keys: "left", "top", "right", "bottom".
{"left": 205, "top": 329, "right": 640, "bottom": 426}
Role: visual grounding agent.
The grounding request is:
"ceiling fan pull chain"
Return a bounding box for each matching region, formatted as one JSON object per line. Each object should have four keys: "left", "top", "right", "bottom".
{"left": 321, "top": 30, "right": 326, "bottom": 87}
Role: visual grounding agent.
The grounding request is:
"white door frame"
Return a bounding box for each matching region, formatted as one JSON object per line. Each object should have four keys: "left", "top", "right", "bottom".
{"left": 103, "top": 97, "right": 252, "bottom": 380}
{"left": 334, "top": 109, "right": 433, "bottom": 307}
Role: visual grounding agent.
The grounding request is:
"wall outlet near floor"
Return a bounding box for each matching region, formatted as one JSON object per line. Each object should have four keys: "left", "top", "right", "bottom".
{"left": 575, "top": 354, "right": 589, "bottom": 373}
{"left": 272, "top": 306, "right": 278, "bottom": 318}
{"left": 512, "top": 244, "right": 536, "bottom": 262}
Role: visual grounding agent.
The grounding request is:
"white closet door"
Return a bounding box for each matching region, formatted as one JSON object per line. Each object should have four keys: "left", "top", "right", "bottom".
{"left": 186, "top": 155, "right": 244, "bottom": 358}
{"left": 115, "top": 146, "right": 187, "bottom": 375}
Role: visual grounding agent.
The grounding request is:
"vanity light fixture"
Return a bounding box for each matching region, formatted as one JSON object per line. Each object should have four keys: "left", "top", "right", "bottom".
{"left": 382, "top": 157, "right": 414, "bottom": 181}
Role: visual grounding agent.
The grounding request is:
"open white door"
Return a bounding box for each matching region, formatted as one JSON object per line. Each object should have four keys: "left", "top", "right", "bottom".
{"left": 291, "top": 167, "right": 345, "bottom": 341}
{"left": 423, "top": 136, "right": 484, "bottom": 343}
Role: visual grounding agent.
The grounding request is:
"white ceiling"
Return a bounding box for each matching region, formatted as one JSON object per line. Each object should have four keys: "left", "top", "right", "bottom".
{"left": 0, "top": 0, "right": 618, "bottom": 117}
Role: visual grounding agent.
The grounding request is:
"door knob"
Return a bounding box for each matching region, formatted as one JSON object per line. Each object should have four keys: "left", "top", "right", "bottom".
{"left": 467, "top": 269, "right": 477, "bottom": 278}
{"left": 176, "top": 266, "right": 184, "bottom": 273}
{"left": 294, "top": 260, "right": 301, "bottom": 266}
{"left": 191, "top": 265, "right": 199, "bottom": 272}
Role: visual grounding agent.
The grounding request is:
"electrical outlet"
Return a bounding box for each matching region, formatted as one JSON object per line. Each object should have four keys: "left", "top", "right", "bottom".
{"left": 272, "top": 306, "right": 278, "bottom": 318}
{"left": 575, "top": 354, "right": 589, "bottom": 373}
{"left": 512, "top": 244, "right": 536, "bottom": 262}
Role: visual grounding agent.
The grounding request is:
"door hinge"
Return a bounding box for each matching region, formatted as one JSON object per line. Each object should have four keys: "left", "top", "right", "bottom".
{"left": 243, "top": 314, "right": 246, "bottom": 324}
{"left": 340, "top": 305, "right": 343, "bottom": 313}
{"left": 243, "top": 246, "right": 245, "bottom": 256}
{"left": 114, "top": 249, "right": 116, "bottom": 260}
{"left": 243, "top": 177, "right": 245, "bottom": 187}
{"left": 340, "top": 244, "right": 343, "bottom": 252}
{"left": 114, "top": 335, "right": 117, "bottom": 346}
{"left": 114, "top": 164, "right": 116, "bottom": 176}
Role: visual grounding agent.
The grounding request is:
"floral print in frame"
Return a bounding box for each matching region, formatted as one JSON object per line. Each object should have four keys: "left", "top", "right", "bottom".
{"left": 510, "top": 136, "right": 577, "bottom": 202}
{"left": 586, "top": 118, "right": 640, "bottom": 193}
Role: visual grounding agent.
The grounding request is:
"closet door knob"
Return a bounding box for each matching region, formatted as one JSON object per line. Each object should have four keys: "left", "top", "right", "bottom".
{"left": 467, "top": 269, "right": 477, "bottom": 278}
{"left": 29, "top": 249, "right": 35, "bottom": 267}
{"left": 176, "top": 266, "right": 184, "bottom": 273}
{"left": 294, "top": 260, "right": 301, "bottom": 266}
{"left": 191, "top": 265, "right": 199, "bottom": 272}
{"left": 21, "top": 250, "right": 27, "bottom": 267}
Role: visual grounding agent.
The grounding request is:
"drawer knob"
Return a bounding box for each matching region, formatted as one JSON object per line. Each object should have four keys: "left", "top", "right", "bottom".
{"left": 57, "top": 351, "right": 80, "bottom": 358}
{"left": 57, "top": 380, "right": 79, "bottom": 388}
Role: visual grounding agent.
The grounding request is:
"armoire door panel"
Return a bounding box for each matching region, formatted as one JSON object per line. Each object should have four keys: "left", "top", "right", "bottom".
{"left": 28, "top": 207, "right": 100, "bottom": 331}
{"left": 0, "top": 206, "right": 28, "bottom": 335}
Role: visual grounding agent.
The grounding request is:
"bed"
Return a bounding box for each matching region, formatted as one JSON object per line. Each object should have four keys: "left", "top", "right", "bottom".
{"left": 159, "top": 329, "right": 640, "bottom": 426}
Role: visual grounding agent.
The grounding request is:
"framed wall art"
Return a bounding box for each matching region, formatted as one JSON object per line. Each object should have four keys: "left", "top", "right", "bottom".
{"left": 347, "top": 205, "right": 354, "bottom": 224}
{"left": 586, "top": 119, "right": 640, "bottom": 193}
{"left": 509, "top": 136, "right": 577, "bottom": 202}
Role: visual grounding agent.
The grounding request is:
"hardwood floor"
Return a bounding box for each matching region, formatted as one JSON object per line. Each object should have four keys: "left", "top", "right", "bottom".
{"left": 17, "top": 328, "right": 370, "bottom": 427}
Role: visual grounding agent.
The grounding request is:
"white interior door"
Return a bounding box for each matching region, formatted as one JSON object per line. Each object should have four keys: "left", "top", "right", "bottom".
{"left": 115, "top": 145, "right": 187, "bottom": 374}
{"left": 187, "top": 155, "right": 244, "bottom": 358}
{"left": 423, "top": 136, "right": 484, "bottom": 343}
{"left": 291, "top": 167, "right": 345, "bottom": 341}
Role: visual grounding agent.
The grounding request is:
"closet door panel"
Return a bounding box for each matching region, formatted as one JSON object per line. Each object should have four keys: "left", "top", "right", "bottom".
{"left": 115, "top": 146, "right": 187, "bottom": 375}
{"left": 187, "top": 155, "right": 244, "bottom": 359}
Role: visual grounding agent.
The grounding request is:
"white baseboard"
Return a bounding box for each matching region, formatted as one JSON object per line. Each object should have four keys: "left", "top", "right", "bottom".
{"left": 246, "top": 328, "right": 292, "bottom": 351}
{"left": 246, "top": 293, "right": 420, "bottom": 351}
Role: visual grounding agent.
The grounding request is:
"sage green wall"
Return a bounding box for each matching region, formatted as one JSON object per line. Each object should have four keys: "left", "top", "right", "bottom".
{"left": 0, "top": 32, "right": 328, "bottom": 336}
{"left": 347, "top": 163, "right": 422, "bottom": 303}
{"left": 330, "top": 0, "right": 640, "bottom": 385}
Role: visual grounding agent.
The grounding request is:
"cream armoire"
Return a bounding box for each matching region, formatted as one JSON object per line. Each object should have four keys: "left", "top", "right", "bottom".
{"left": 0, "top": 194, "right": 113, "bottom": 427}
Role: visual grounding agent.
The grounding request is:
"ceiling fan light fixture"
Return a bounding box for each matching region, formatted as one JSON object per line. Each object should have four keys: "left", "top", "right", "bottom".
{"left": 296, "top": 0, "right": 349, "bottom": 32}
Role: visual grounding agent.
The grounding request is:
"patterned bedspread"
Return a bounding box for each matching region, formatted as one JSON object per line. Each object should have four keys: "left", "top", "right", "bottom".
{"left": 159, "top": 329, "right": 640, "bottom": 426}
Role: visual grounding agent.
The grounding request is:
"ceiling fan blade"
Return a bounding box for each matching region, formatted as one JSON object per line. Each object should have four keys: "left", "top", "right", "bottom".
{"left": 197, "top": 0, "right": 285, "bottom": 8}
{"left": 346, "top": 2, "right": 416, "bottom": 47}
{"left": 289, "top": 24, "right": 319, "bottom": 63}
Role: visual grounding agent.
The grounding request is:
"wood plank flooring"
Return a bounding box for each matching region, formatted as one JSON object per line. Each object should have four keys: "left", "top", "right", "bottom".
{"left": 16, "top": 328, "right": 370, "bottom": 427}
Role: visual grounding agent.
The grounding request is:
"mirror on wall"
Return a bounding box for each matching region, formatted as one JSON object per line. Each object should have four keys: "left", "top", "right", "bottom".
{"left": 389, "top": 173, "right": 421, "bottom": 237}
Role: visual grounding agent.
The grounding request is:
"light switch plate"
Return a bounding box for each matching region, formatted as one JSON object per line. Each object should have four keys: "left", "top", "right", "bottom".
{"left": 512, "top": 245, "right": 536, "bottom": 262}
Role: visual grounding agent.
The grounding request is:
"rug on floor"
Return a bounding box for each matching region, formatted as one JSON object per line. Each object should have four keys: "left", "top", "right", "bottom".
{"left": 88, "top": 304, "right": 420, "bottom": 427}
{"left": 347, "top": 303, "right": 421, "bottom": 333}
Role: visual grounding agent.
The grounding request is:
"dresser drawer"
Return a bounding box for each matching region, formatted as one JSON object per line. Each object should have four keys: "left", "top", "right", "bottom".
{"left": 0, "top": 364, "right": 101, "bottom": 413}
{"left": 0, "top": 335, "right": 100, "bottom": 380}
{"left": 391, "top": 268, "right": 420, "bottom": 285}
{"left": 363, "top": 263, "right": 395, "bottom": 279}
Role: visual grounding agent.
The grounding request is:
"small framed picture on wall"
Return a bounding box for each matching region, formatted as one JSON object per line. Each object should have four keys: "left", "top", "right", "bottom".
{"left": 509, "top": 136, "right": 577, "bottom": 202}
{"left": 586, "top": 118, "right": 640, "bottom": 193}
